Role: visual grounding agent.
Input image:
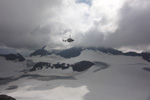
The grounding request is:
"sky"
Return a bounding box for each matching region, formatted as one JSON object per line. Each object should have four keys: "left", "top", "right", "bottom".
{"left": 0, "top": 0, "right": 150, "bottom": 53}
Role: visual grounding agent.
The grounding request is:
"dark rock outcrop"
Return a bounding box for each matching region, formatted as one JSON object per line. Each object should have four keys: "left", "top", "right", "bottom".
{"left": 72, "top": 61, "right": 94, "bottom": 72}
{"left": 30, "top": 62, "right": 51, "bottom": 71}
{"left": 5, "top": 53, "right": 25, "bottom": 61}
{"left": 53, "top": 63, "right": 69, "bottom": 70}
{"left": 0, "top": 94, "right": 16, "bottom": 100}
{"left": 30, "top": 62, "right": 70, "bottom": 71}
{"left": 30, "top": 46, "right": 52, "bottom": 57}
{"left": 124, "top": 52, "right": 141, "bottom": 56}
{"left": 98, "top": 47, "right": 123, "bottom": 55}
{"left": 0, "top": 53, "right": 25, "bottom": 62}
{"left": 30, "top": 61, "right": 94, "bottom": 72}
{"left": 57, "top": 47, "right": 83, "bottom": 58}
{"left": 141, "top": 52, "right": 150, "bottom": 62}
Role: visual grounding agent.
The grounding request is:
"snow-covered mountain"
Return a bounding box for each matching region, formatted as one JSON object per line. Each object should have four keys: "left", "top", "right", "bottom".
{"left": 30, "top": 46, "right": 52, "bottom": 57}
{"left": 0, "top": 53, "right": 25, "bottom": 62}
{"left": 30, "top": 46, "right": 150, "bottom": 61}
{"left": 0, "top": 47, "right": 150, "bottom": 100}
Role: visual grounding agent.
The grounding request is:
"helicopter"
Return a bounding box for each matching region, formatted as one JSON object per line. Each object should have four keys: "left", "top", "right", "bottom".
{"left": 62, "top": 35, "right": 74, "bottom": 42}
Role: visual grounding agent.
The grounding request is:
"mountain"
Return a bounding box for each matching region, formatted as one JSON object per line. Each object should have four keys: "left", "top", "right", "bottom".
{"left": 30, "top": 46, "right": 150, "bottom": 62}
{"left": 30, "top": 46, "right": 52, "bottom": 57}
{"left": 87, "top": 47, "right": 124, "bottom": 55}
{"left": 29, "top": 46, "right": 138, "bottom": 57}
{"left": 0, "top": 53, "right": 25, "bottom": 62}
{"left": 57, "top": 47, "right": 83, "bottom": 58}
{"left": 124, "top": 51, "right": 141, "bottom": 56}
{"left": 1, "top": 46, "right": 150, "bottom": 100}
{"left": 56, "top": 47, "right": 125, "bottom": 58}
{"left": 0, "top": 94, "right": 16, "bottom": 100}
{"left": 141, "top": 52, "right": 150, "bottom": 62}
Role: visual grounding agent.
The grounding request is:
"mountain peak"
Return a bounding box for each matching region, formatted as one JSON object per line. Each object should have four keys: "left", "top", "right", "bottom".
{"left": 30, "top": 46, "right": 51, "bottom": 57}
{"left": 29, "top": 46, "right": 150, "bottom": 62}
{"left": 42, "top": 46, "right": 47, "bottom": 50}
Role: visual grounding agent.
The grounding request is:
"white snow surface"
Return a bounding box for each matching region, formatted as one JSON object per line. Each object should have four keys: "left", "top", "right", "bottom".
{"left": 0, "top": 50, "right": 150, "bottom": 100}
{"left": 0, "top": 57, "right": 26, "bottom": 78}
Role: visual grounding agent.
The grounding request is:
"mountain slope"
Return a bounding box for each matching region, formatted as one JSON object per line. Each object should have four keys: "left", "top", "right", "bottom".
{"left": 57, "top": 47, "right": 83, "bottom": 58}
{"left": 0, "top": 53, "right": 25, "bottom": 62}
{"left": 0, "top": 49, "right": 150, "bottom": 100}
{"left": 30, "top": 46, "right": 52, "bottom": 57}
{"left": 29, "top": 46, "right": 150, "bottom": 63}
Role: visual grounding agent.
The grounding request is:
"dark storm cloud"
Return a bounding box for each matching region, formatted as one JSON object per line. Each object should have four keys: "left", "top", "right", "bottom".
{"left": 104, "top": 1, "right": 150, "bottom": 50}
{"left": 0, "top": 0, "right": 61, "bottom": 50}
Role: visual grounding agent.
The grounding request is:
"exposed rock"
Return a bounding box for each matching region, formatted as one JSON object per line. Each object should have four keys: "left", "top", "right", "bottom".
{"left": 72, "top": 61, "right": 94, "bottom": 72}
{"left": 53, "top": 63, "right": 69, "bottom": 70}
{"left": 97, "top": 47, "right": 123, "bottom": 55}
{"left": 0, "top": 94, "right": 16, "bottom": 100}
{"left": 30, "top": 61, "right": 94, "bottom": 72}
{"left": 57, "top": 47, "right": 82, "bottom": 58}
{"left": 30, "top": 62, "right": 51, "bottom": 71}
{"left": 30, "top": 46, "right": 52, "bottom": 57}
{"left": 0, "top": 53, "right": 25, "bottom": 62}
{"left": 124, "top": 52, "right": 141, "bottom": 56}
{"left": 141, "top": 52, "right": 150, "bottom": 62}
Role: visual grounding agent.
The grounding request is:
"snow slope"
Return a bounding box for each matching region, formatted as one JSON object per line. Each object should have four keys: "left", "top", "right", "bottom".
{"left": 0, "top": 57, "right": 26, "bottom": 78}
{"left": 0, "top": 50, "right": 150, "bottom": 100}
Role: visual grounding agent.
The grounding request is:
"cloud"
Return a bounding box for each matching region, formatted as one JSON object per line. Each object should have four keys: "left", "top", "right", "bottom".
{"left": 0, "top": 0, "right": 150, "bottom": 52}
{"left": 102, "top": 0, "right": 150, "bottom": 51}
{"left": 0, "top": 0, "right": 62, "bottom": 50}
{"left": 77, "top": 0, "right": 150, "bottom": 52}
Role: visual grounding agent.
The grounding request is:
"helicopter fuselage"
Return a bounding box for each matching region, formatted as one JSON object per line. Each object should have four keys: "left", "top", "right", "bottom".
{"left": 63, "top": 35, "right": 74, "bottom": 42}
{"left": 67, "top": 38, "right": 74, "bottom": 42}
{"left": 63, "top": 38, "right": 74, "bottom": 42}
